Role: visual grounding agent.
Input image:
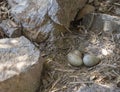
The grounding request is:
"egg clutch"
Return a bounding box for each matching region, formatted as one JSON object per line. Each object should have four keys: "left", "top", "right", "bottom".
{"left": 67, "top": 50, "right": 100, "bottom": 67}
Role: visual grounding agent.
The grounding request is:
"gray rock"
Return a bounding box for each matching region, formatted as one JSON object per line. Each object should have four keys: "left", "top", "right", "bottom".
{"left": 8, "top": 0, "right": 87, "bottom": 43}
{"left": 88, "top": 0, "right": 94, "bottom": 3}
{"left": 0, "top": 19, "right": 21, "bottom": 38}
{"left": 82, "top": 13, "right": 120, "bottom": 33}
{"left": 77, "top": 84, "right": 120, "bottom": 92}
{"left": 48, "top": 0, "right": 87, "bottom": 27}
{"left": 115, "top": 8, "right": 120, "bottom": 16}
{"left": 0, "top": 36, "right": 43, "bottom": 92}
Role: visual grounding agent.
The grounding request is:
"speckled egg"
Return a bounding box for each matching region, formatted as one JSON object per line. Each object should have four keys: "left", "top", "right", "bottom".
{"left": 67, "top": 50, "right": 83, "bottom": 66}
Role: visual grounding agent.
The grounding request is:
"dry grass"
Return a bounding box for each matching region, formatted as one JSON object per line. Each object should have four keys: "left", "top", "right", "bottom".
{"left": 0, "top": 0, "right": 13, "bottom": 38}
{"left": 39, "top": 29, "right": 120, "bottom": 92}
{"left": 39, "top": 1, "right": 120, "bottom": 91}
{"left": 0, "top": 0, "right": 12, "bottom": 20}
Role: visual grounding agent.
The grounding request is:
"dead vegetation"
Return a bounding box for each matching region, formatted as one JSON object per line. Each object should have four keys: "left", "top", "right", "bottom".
{"left": 39, "top": 28, "right": 120, "bottom": 92}
{"left": 39, "top": 0, "right": 120, "bottom": 92}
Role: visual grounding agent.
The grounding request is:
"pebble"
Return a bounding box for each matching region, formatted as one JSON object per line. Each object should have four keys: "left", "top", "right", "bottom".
{"left": 115, "top": 8, "right": 120, "bottom": 16}
{"left": 88, "top": 0, "right": 94, "bottom": 3}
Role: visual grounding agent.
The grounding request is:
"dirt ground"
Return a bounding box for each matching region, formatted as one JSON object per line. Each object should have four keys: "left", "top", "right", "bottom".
{"left": 0, "top": 0, "right": 120, "bottom": 92}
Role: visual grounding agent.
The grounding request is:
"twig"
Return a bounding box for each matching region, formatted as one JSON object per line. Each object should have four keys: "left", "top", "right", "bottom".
{"left": 114, "top": 3, "right": 120, "bottom": 6}
{"left": 69, "top": 81, "right": 94, "bottom": 84}
{"left": 102, "top": 64, "right": 117, "bottom": 68}
{"left": 64, "top": 25, "right": 72, "bottom": 33}
{"left": 55, "top": 68, "right": 75, "bottom": 73}
{"left": 51, "top": 86, "right": 67, "bottom": 92}
{"left": 51, "top": 76, "right": 62, "bottom": 89}
{"left": 107, "top": 6, "right": 114, "bottom": 12}
{"left": 112, "top": 70, "right": 120, "bottom": 76}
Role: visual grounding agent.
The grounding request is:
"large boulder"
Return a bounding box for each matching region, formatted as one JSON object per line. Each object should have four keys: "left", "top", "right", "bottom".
{"left": 82, "top": 13, "right": 120, "bottom": 33}
{"left": 8, "top": 0, "right": 87, "bottom": 43}
{"left": 0, "top": 36, "right": 43, "bottom": 92}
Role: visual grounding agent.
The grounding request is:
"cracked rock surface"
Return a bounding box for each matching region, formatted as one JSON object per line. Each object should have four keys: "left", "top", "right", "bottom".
{"left": 0, "top": 36, "right": 43, "bottom": 92}
{"left": 8, "top": 0, "right": 87, "bottom": 43}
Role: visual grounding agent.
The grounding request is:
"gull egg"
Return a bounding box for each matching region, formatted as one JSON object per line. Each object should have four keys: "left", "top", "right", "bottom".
{"left": 83, "top": 54, "right": 100, "bottom": 67}
{"left": 67, "top": 50, "right": 83, "bottom": 66}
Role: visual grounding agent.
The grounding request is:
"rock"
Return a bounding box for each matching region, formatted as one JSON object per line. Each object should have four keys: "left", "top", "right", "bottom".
{"left": 0, "top": 36, "right": 43, "bottom": 92}
{"left": 88, "top": 0, "right": 94, "bottom": 3}
{"left": 67, "top": 50, "right": 83, "bottom": 67}
{"left": 82, "top": 13, "right": 120, "bottom": 33}
{"left": 115, "top": 8, "right": 120, "bottom": 16}
{"left": 83, "top": 54, "right": 100, "bottom": 67}
{"left": 0, "top": 19, "right": 21, "bottom": 38}
{"left": 8, "top": 0, "right": 87, "bottom": 43}
{"left": 106, "top": 0, "right": 113, "bottom": 4}
{"left": 94, "top": 0, "right": 100, "bottom": 6}
{"left": 76, "top": 4, "right": 95, "bottom": 20}
{"left": 90, "top": 75, "right": 97, "bottom": 81}
{"left": 48, "top": 0, "right": 87, "bottom": 27}
{"left": 77, "top": 84, "right": 120, "bottom": 92}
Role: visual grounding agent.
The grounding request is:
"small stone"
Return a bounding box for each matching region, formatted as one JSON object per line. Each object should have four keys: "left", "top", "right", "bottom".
{"left": 115, "top": 8, "right": 120, "bottom": 15}
{"left": 94, "top": 0, "right": 100, "bottom": 6}
{"left": 83, "top": 54, "right": 100, "bottom": 67}
{"left": 106, "top": 0, "right": 113, "bottom": 4}
{"left": 90, "top": 75, "right": 97, "bottom": 80}
{"left": 88, "top": 0, "right": 94, "bottom": 3}
{"left": 0, "top": 19, "right": 21, "bottom": 38}
{"left": 103, "top": 20, "right": 113, "bottom": 32}
{"left": 67, "top": 50, "right": 83, "bottom": 67}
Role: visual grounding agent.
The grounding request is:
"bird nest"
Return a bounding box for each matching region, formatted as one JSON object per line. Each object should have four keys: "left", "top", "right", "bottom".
{"left": 39, "top": 28, "right": 120, "bottom": 92}
{"left": 38, "top": 2, "right": 120, "bottom": 91}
